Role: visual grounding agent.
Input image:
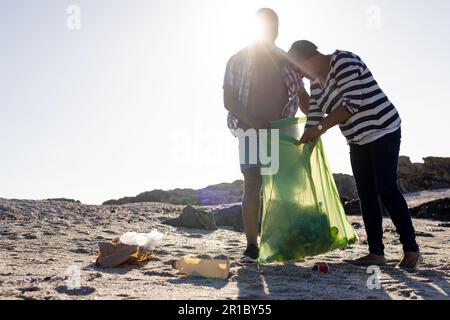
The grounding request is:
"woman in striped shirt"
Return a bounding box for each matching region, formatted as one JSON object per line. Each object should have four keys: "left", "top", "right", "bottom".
{"left": 288, "top": 40, "right": 421, "bottom": 271}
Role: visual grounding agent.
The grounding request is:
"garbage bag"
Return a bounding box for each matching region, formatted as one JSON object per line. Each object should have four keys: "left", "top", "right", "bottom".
{"left": 258, "top": 118, "right": 358, "bottom": 263}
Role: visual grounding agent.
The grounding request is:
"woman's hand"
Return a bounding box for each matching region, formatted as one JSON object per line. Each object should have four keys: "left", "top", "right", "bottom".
{"left": 299, "top": 127, "right": 322, "bottom": 144}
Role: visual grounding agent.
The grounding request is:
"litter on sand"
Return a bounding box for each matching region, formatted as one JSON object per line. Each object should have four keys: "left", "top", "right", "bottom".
{"left": 172, "top": 255, "right": 230, "bottom": 280}
{"left": 119, "top": 229, "right": 164, "bottom": 250}
{"left": 95, "top": 229, "right": 164, "bottom": 268}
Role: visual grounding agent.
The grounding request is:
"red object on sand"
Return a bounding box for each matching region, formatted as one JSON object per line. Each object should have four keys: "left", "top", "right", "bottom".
{"left": 313, "top": 262, "right": 329, "bottom": 273}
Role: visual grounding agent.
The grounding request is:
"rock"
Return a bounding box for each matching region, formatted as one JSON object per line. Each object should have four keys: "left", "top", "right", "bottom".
{"left": 398, "top": 156, "right": 450, "bottom": 193}
{"left": 438, "top": 222, "right": 450, "bottom": 228}
{"left": 163, "top": 206, "right": 217, "bottom": 231}
{"left": 343, "top": 198, "right": 388, "bottom": 216}
{"left": 196, "top": 181, "right": 243, "bottom": 205}
{"left": 69, "top": 247, "right": 91, "bottom": 254}
{"left": 345, "top": 197, "right": 450, "bottom": 221}
{"left": 55, "top": 285, "right": 96, "bottom": 296}
{"left": 351, "top": 222, "right": 362, "bottom": 229}
{"left": 344, "top": 199, "right": 361, "bottom": 215}
{"left": 23, "top": 233, "right": 37, "bottom": 240}
{"left": 19, "top": 287, "right": 40, "bottom": 294}
{"left": 333, "top": 174, "right": 358, "bottom": 199}
{"left": 213, "top": 205, "right": 243, "bottom": 231}
{"left": 409, "top": 198, "right": 450, "bottom": 221}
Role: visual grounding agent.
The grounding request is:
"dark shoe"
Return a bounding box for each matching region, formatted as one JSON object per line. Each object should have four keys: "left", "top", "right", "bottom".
{"left": 239, "top": 244, "right": 259, "bottom": 263}
{"left": 396, "top": 252, "right": 422, "bottom": 272}
{"left": 344, "top": 253, "right": 387, "bottom": 267}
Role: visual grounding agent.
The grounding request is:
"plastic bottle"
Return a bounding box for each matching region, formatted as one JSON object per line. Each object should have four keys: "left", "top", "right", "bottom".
{"left": 172, "top": 256, "right": 230, "bottom": 280}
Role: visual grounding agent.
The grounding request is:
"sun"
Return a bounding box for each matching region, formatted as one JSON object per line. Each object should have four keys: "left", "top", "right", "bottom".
{"left": 219, "top": 1, "right": 273, "bottom": 50}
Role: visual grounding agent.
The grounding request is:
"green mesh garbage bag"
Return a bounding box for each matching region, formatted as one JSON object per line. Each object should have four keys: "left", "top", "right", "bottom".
{"left": 258, "top": 118, "right": 358, "bottom": 263}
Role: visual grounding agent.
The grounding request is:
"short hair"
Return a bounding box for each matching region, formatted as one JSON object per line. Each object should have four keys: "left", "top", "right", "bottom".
{"left": 288, "top": 40, "right": 319, "bottom": 61}
{"left": 256, "top": 8, "right": 279, "bottom": 29}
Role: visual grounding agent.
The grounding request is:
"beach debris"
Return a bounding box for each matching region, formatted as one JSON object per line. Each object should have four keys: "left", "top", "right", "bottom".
{"left": 96, "top": 229, "right": 164, "bottom": 268}
{"left": 172, "top": 255, "right": 230, "bottom": 280}
{"left": 163, "top": 206, "right": 217, "bottom": 231}
{"left": 119, "top": 229, "right": 164, "bottom": 250}
{"left": 312, "top": 262, "right": 330, "bottom": 273}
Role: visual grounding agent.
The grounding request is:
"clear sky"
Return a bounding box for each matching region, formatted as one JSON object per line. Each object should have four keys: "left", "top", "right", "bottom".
{"left": 1, "top": 0, "right": 449, "bottom": 204}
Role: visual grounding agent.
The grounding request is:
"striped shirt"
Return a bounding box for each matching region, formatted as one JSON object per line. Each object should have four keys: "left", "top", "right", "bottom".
{"left": 305, "top": 50, "right": 401, "bottom": 145}
{"left": 223, "top": 45, "right": 304, "bottom": 134}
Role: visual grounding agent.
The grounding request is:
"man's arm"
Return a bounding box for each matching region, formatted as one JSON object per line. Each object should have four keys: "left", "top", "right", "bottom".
{"left": 223, "top": 86, "right": 248, "bottom": 125}
{"left": 223, "top": 86, "right": 268, "bottom": 129}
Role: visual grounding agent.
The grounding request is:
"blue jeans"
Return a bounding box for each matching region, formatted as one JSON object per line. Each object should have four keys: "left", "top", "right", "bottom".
{"left": 350, "top": 129, "right": 419, "bottom": 256}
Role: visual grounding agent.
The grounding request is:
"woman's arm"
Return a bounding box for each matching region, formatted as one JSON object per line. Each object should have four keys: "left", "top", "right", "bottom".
{"left": 299, "top": 105, "right": 352, "bottom": 144}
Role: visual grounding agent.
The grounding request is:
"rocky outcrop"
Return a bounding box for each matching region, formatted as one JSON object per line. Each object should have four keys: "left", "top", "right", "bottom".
{"left": 344, "top": 198, "right": 450, "bottom": 221}
{"left": 103, "top": 181, "right": 243, "bottom": 206}
{"left": 398, "top": 157, "right": 450, "bottom": 193}
{"left": 102, "top": 156, "right": 449, "bottom": 206}
{"left": 103, "top": 177, "right": 357, "bottom": 206}
{"left": 196, "top": 181, "right": 243, "bottom": 205}
{"left": 163, "top": 206, "right": 217, "bottom": 231}
{"left": 46, "top": 198, "right": 81, "bottom": 204}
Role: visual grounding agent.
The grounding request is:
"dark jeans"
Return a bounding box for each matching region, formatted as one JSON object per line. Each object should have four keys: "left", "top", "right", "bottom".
{"left": 350, "top": 129, "right": 419, "bottom": 256}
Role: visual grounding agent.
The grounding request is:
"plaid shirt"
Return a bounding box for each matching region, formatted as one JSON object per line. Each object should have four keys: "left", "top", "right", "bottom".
{"left": 223, "top": 45, "right": 304, "bottom": 134}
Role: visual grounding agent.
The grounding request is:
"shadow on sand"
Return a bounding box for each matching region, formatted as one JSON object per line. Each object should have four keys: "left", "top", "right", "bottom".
{"left": 235, "top": 261, "right": 450, "bottom": 300}
{"left": 384, "top": 267, "right": 450, "bottom": 299}
{"left": 167, "top": 276, "right": 228, "bottom": 289}
{"left": 84, "top": 263, "right": 137, "bottom": 275}
{"left": 235, "top": 262, "right": 392, "bottom": 300}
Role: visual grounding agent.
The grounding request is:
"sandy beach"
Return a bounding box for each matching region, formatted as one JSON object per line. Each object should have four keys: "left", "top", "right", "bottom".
{"left": 1, "top": 191, "right": 449, "bottom": 300}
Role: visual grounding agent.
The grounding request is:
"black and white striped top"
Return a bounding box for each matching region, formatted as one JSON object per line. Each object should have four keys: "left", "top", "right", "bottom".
{"left": 305, "top": 50, "right": 401, "bottom": 145}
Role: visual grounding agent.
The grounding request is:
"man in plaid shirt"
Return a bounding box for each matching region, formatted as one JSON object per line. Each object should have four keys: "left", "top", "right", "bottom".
{"left": 223, "top": 8, "right": 309, "bottom": 262}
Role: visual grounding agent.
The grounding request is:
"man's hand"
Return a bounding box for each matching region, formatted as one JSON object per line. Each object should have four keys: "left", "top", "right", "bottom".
{"left": 299, "top": 126, "right": 322, "bottom": 144}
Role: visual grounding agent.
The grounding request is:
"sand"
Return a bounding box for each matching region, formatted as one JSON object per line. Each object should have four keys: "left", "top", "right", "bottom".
{"left": 1, "top": 191, "right": 449, "bottom": 300}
